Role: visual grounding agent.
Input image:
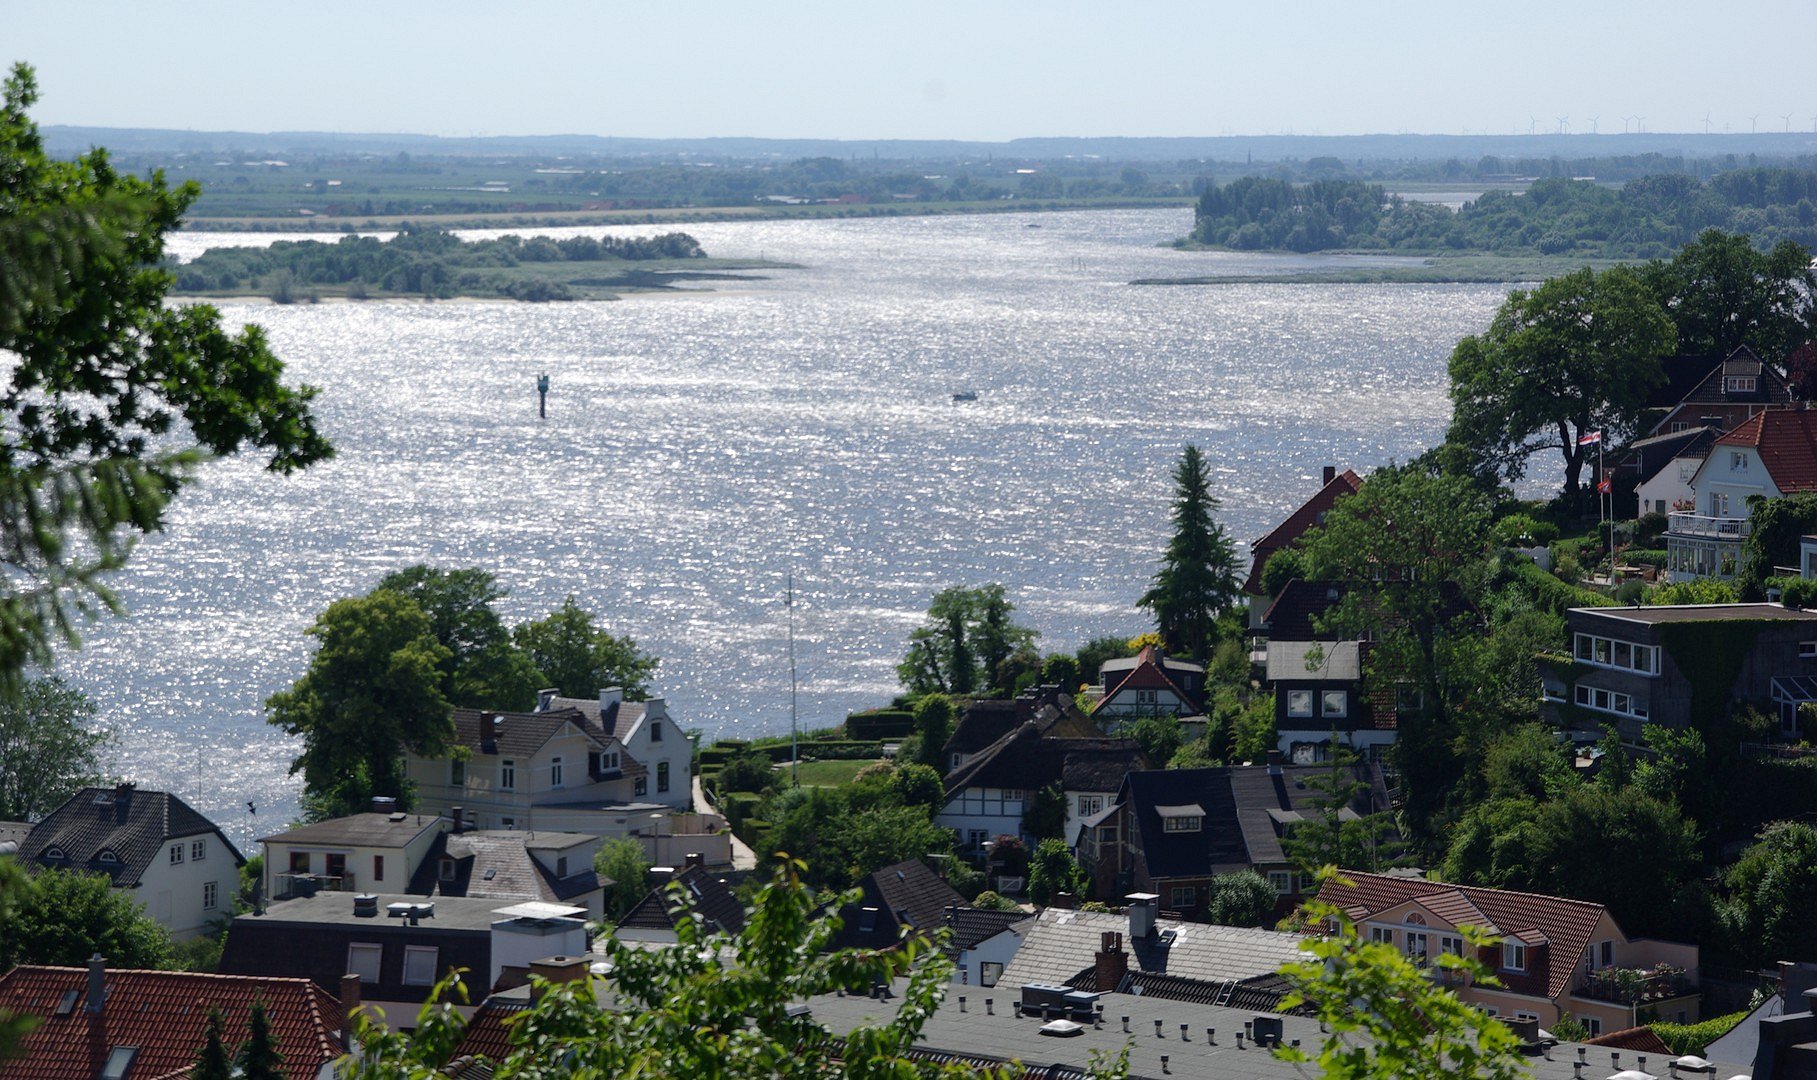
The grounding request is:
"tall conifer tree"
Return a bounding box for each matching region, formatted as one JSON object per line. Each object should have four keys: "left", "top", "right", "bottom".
{"left": 1139, "top": 445, "right": 1240, "bottom": 660}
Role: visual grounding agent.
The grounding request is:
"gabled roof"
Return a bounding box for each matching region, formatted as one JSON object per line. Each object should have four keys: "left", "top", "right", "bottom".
{"left": 997, "top": 908, "right": 1303, "bottom": 990}
{"left": 1318, "top": 870, "right": 1613, "bottom": 1000}
{"left": 1713, "top": 407, "right": 1817, "bottom": 492}
{"left": 407, "top": 830, "right": 604, "bottom": 904}
{"left": 546, "top": 695, "right": 647, "bottom": 742}
{"left": 1092, "top": 645, "right": 1201, "bottom": 714}
{"left": 942, "top": 721, "right": 1146, "bottom": 798}
{"left": 1643, "top": 353, "right": 1726, "bottom": 410}
{"left": 1119, "top": 764, "right": 1390, "bottom": 879}
{"left": 616, "top": 865, "right": 746, "bottom": 936}
{"left": 1244, "top": 469, "right": 1363, "bottom": 595}
{"left": 943, "top": 906, "right": 1033, "bottom": 952}
{"left": 944, "top": 691, "right": 1088, "bottom": 757}
{"left": 834, "top": 859, "right": 968, "bottom": 950}
{"left": 450, "top": 707, "right": 604, "bottom": 758}
{"left": 1620, "top": 424, "right": 1721, "bottom": 487}
{"left": 18, "top": 786, "right": 243, "bottom": 887}
{"left": 0, "top": 965, "right": 344, "bottom": 1080}
{"left": 1659, "top": 345, "right": 1792, "bottom": 412}
{"left": 260, "top": 811, "right": 445, "bottom": 849}
{"left": 451, "top": 996, "right": 531, "bottom": 1063}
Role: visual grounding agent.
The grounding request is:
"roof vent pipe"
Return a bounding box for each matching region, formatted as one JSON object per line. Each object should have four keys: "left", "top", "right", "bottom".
{"left": 85, "top": 954, "right": 105, "bottom": 1015}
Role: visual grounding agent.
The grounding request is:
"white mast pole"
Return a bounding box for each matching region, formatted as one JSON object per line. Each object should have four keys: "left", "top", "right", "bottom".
{"left": 788, "top": 572, "right": 799, "bottom": 786}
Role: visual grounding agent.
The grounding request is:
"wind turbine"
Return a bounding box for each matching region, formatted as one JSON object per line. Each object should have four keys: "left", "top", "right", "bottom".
{"left": 1621, "top": 115, "right": 1633, "bottom": 134}
{"left": 1703, "top": 112, "right": 1712, "bottom": 134}
{"left": 1587, "top": 116, "right": 1599, "bottom": 134}
{"left": 1748, "top": 114, "right": 1759, "bottom": 133}
{"left": 1557, "top": 116, "right": 1569, "bottom": 135}
{"left": 1784, "top": 114, "right": 1794, "bottom": 132}
{"left": 1635, "top": 115, "right": 1646, "bottom": 133}
{"left": 1529, "top": 116, "right": 1538, "bottom": 136}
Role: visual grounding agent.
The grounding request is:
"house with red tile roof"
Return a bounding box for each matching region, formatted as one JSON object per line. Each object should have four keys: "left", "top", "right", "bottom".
{"left": 0, "top": 959, "right": 349, "bottom": 1079}
{"left": 1665, "top": 408, "right": 1817, "bottom": 581}
{"left": 1318, "top": 871, "right": 1701, "bottom": 1037}
{"left": 1243, "top": 466, "right": 1363, "bottom": 603}
{"left": 1091, "top": 644, "right": 1204, "bottom": 719}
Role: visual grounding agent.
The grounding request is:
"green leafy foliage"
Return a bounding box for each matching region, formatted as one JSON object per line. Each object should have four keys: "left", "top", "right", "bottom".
{"left": 266, "top": 589, "right": 453, "bottom": 817}
{"left": 512, "top": 594, "right": 659, "bottom": 700}
{"left": 350, "top": 859, "right": 1009, "bottom": 1079}
{"left": 1205, "top": 870, "right": 1276, "bottom": 927}
{"left": 1738, "top": 492, "right": 1817, "bottom": 600}
{"left": 1647, "top": 577, "right": 1740, "bottom": 605}
{"left": 968, "top": 889, "right": 1021, "bottom": 913}
{"left": 1138, "top": 445, "right": 1242, "bottom": 659}
{"left": 1720, "top": 821, "right": 1817, "bottom": 965}
{"left": 0, "top": 867, "right": 174, "bottom": 970}
{"left": 1640, "top": 229, "right": 1817, "bottom": 361}
{"left": 1027, "top": 839, "right": 1086, "bottom": 905}
{"left": 1653, "top": 1010, "right": 1751, "bottom": 1056}
{"left": 596, "top": 837, "right": 653, "bottom": 922}
{"left": 898, "top": 586, "right": 1036, "bottom": 696}
{"left": 239, "top": 999, "right": 284, "bottom": 1080}
{"left": 912, "top": 693, "right": 955, "bottom": 772}
{"left": 192, "top": 1009, "right": 233, "bottom": 1080}
{"left": 1446, "top": 265, "right": 1675, "bottom": 496}
{"left": 376, "top": 566, "right": 545, "bottom": 709}
{"left": 1074, "top": 635, "right": 1133, "bottom": 689}
{"left": 0, "top": 64, "right": 331, "bottom": 685}
{"left": 0, "top": 675, "right": 109, "bottom": 820}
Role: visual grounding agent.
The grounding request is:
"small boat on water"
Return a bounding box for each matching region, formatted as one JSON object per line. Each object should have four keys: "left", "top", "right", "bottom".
{"left": 952, "top": 390, "right": 979, "bottom": 403}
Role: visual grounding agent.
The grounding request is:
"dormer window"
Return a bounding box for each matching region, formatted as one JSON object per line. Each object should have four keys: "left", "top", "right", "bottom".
{"left": 1161, "top": 814, "right": 1202, "bottom": 833}
{"left": 1503, "top": 942, "right": 1528, "bottom": 972}
{"left": 43, "top": 846, "right": 66, "bottom": 861}
{"left": 439, "top": 858, "right": 456, "bottom": 882}
{"left": 97, "top": 849, "right": 118, "bottom": 864}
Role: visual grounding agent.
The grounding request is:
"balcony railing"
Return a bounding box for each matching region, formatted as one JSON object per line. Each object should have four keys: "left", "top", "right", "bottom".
{"left": 276, "top": 871, "right": 355, "bottom": 899}
{"left": 1667, "top": 513, "right": 1751, "bottom": 540}
{"left": 1573, "top": 965, "right": 1694, "bottom": 1005}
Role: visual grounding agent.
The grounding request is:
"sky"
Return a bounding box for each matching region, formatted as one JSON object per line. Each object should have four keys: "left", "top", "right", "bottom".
{"left": 7, "top": 0, "right": 1817, "bottom": 141}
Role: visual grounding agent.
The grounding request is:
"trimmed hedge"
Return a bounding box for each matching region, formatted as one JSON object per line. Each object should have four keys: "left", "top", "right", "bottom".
{"left": 1623, "top": 548, "right": 1668, "bottom": 568}
{"left": 1653, "top": 1010, "right": 1748, "bottom": 1055}
{"left": 846, "top": 709, "right": 915, "bottom": 741}
{"left": 1511, "top": 558, "right": 1614, "bottom": 615}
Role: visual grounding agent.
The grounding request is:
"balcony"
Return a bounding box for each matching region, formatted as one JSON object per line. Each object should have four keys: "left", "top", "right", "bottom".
{"left": 275, "top": 871, "right": 355, "bottom": 900}
{"left": 1572, "top": 964, "right": 1694, "bottom": 1006}
{"left": 1666, "top": 513, "right": 1750, "bottom": 539}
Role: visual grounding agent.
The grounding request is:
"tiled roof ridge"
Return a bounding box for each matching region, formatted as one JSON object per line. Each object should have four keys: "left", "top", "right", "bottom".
{"left": 1250, "top": 469, "right": 1363, "bottom": 554}
{"left": 1342, "top": 870, "right": 1610, "bottom": 914}
{"left": 1091, "top": 655, "right": 1196, "bottom": 715}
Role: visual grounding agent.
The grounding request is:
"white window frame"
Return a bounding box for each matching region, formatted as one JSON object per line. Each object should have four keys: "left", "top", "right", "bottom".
{"left": 1136, "top": 689, "right": 1158, "bottom": 705}
{"left": 1321, "top": 690, "right": 1348, "bottom": 719}
{"left": 191, "top": 839, "right": 206, "bottom": 862}
{"left": 980, "top": 961, "right": 1003, "bottom": 988}
{"left": 1583, "top": 1017, "right": 1602, "bottom": 1036}
{"left": 550, "top": 756, "right": 564, "bottom": 788}
{"left": 1801, "top": 641, "right": 1817, "bottom": 659}
{"left": 1287, "top": 690, "right": 1315, "bottom": 718}
{"left": 347, "top": 942, "right": 383, "bottom": 984}
{"left": 1079, "top": 795, "right": 1104, "bottom": 817}
{"left": 1727, "top": 376, "right": 1757, "bottom": 394}
{"left": 1096, "top": 825, "right": 1116, "bottom": 844}
{"left": 1370, "top": 926, "right": 1393, "bottom": 944}
{"left": 1732, "top": 450, "right": 1749, "bottom": 470}
{"left": 1405, "top": 932, "right": 1429, "bottom": 960}
{"left": 1572, "top": 633, "right": 1659, "bottom": 675}
{"left": 650, "top": 720, "right": 663, "bottom": 743}
{"left": 1163, "top": 815, "right": 1201, "bottom": 833}
{"left": 499, "top": 759, "right": 516, "bottom": 791}
{"left": 1440, "top": 935, "right": 1463, "bottom": 956}
{"left": 1268, "top": 870, "right": 1294, "bottom": 894}
{"left": 403, "top": 945, "right": 440, "bottom": 987}
{"left": 203, "top": 881, "right": 218, "bottom": 910}
{"left": 1503, "top": 942, "right": 1527, "bottom": 972}
{"left": 169, "top": 843, "right": 184, "bottom": 866}
{"left": 1573, "top": 683, "right": 1650, "bottom": 720}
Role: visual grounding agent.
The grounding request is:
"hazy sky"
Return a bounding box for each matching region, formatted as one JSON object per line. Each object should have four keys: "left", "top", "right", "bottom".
{"left": 8, "top": 0, "right": 1816, "bottom": 140}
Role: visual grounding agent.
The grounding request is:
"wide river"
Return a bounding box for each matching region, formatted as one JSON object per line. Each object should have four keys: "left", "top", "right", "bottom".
{"left": 75, "top": 208, "right": 1511, "bottom": 844}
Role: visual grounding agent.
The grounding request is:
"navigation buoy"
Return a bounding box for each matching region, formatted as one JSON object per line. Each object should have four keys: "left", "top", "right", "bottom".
{"left": 537, "top": 373, "right": 550, "bottom": 418}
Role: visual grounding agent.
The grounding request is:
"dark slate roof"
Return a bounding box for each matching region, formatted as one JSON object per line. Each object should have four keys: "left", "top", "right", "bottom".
{"left": 1262, "top": 579, "right": 1476, "bottom": 642}
{"left": 260, "top": 811, "right": 444, "bottom": 849}
{"left": 547, "top": 695, "right": 646, "bottom": 741}
{"left": 943, "top": 906, "right": 1033, "bottom": 952}
{"left": 0, "top": 966, "right": 345, "bottom": 1080}
{"left": 833, "top": 858, "right": 968, "bottom": 951}
{"left": 451, "top": 707, "right": 604, "bottom": 758}
{"left": 218, "top": 893, "right": 498, "bottom": 1005}
{"left": 407, "top": 831, "right": 605, "bottom": 905}
{"left": 942, "top": 721, "right": 1146, "bottom": 797}
{"left": 1642, "top": 353, "right": 1725, "bottom": 410}
{"left": 1062, "top": 746, "right": 1151, "bottom": 793}
{"left": 1666, "top": 345, "right": 1791, "bottom": 408}
{"left": 615, "top": 865, "right": 747, "bottom": 936}
{"left": 17, "top": 785, "right": 243, "bottom": 887}
{"left": 1614, "top": 424, "right": 1720, "bottom": 486}
{"left": 1064, "top": 968, "right": 1311, "bottom": 1014}
{"left": 1118, "top": 764, "right": 1390, "bottom": 880}
{"left": 944, "top": 699, "right": 1037, "bottom": 757}
{"left": 1244, "top": 468, "right": 1363, "bottom": 595}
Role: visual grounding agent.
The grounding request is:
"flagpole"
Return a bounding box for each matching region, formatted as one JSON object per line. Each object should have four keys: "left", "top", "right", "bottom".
{"left": 788, "top": 571, "right": 799, "bottom": 787}
{"left": 1602, "top": 435, "right": 1614, "bottom": 590}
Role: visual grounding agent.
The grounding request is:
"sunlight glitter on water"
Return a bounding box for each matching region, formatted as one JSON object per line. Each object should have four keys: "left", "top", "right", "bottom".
{"left": 78, "top": 209, "right": 1511, "bottom": 844}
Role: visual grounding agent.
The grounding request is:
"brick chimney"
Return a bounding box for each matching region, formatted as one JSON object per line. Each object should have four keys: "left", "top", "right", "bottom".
{"left": 1323, "top": 465, "right": 1337, "bottom": 486}
{"left": 529, "top": 955, "right": 590, "bottom": 1003}
{"left": 450, "top": 806, "right": 464, "bottom": 833}
{"left": 339, "top": 973, "right": 363, "bottom": 1041}
{"left": 684, "top": 852, "right": 705, "bottom": 870}
{"left": 1095, "top": 932, "right": 1128, "bottom": 992}
{"left": 488, "top": 713, "right": 503, "bottom": 744}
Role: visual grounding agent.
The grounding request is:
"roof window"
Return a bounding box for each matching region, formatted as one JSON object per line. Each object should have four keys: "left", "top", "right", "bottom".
{"left": 99, "top": 1046, "right": 138, "bottom": 1079}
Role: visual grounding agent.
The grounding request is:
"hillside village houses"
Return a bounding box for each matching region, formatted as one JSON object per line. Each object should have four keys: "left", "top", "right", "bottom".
{"left": 1663, "top": 408, "right": 1817, "bottom": 581}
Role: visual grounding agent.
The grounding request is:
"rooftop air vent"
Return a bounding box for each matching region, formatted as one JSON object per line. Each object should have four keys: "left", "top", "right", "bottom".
{"left": 353, "top": 894, "right": 379, "bottom": 918}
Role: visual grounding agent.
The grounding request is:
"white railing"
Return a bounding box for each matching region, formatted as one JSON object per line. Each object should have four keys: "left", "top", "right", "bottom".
{"left": 1667, "top": 513, "right": 1751, "bottom": 539}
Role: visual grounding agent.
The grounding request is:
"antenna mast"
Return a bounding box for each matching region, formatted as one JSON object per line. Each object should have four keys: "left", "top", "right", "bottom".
{"left": 788, "top": 572, "right": 799, "bottom": 786}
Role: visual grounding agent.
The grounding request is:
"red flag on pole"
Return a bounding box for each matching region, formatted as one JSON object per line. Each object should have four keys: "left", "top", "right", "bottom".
{"left": 1597, "top": 476, "right": 1612, "bottom": 494}
{"left": 1579, "top": 430, "right": 1603, "bottom": 446}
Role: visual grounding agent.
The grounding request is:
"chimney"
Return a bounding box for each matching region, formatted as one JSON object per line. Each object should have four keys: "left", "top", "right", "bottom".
{"left": 1266, "top": 749, "right": 1283, "bottom": 776}
{"left": 536, "top": 688, "right": 558, "bottom": 712}
{"left": 370, "top": 795, "right": 397, "bottom": 815}
{"left": 1323, "top": 465, "right": 1337, "bottom": 486}
{"left": 487, "top": 713, "right": 503, "bottom": 745}
{"left": 1125, "top": 893, "right": 1159, "bottom": 939}
{"left": 85, "top": 954, "right": 105, "bottom": 1015}
{"left": 113, "top": 781, "right": 135, "bottom": 799}
{"left": 450, "top": 806, "right": 464, "bottom": 833}
{"left": 1095, "top": 931, "right": 1128, "bottom": 992}
{"left": 684, "top": 852, "right": 705, "bottom": 870}
{"left": 339, "top": 973, "right": 363, "bottom": 1039}
{"left": 599, "top": 687, "right": 624, "bottom": 713}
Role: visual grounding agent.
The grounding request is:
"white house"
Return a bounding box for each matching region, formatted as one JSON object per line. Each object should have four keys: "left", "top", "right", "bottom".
{"left": 1092, "top": 645, "right": 1204, "bottom": 720}
{"left": 1628, "top": 425, "right": 1719, "bottom": 518}
{"left": 260, "top": 805, "right": 448, "bottom": 900}
{"left": 16, "top": 784, "right": 244, "bottom": 941}
{"left": 1666, "top": 410, "right": 1817, "bottom": 581}
{"left": 405, "top": 687, "right": 693, "bottom": 836}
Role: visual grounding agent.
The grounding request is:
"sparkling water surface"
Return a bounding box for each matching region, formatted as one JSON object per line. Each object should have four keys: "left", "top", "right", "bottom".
{"left": 81, "top": 209, "right": 1509, "bottom": 845}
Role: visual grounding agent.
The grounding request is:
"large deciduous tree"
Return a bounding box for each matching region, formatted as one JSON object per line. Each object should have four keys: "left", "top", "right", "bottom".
{"left": 0, "top": 64, "right": 331, "bottom": 685}
{"left": 1138, "top": 445, "right": 1241, "bottom": 659}
{"left": 376, "top": 566, "right": 544, "bottom": 710}
{"left": 1721, "top": 821, "right": 1817, "bottom": 965}
{"left": 897, "top": 585, "right": 1035, "bottom": 696}
{"left": 1642, "top": 229, "right": 1817, "bottom": 362}
{"left": 265, "top": 590, "right": 454, "bottom": 818}
{"left": 0, "top": 867, "right": 174, "bottom": 970}
{"left": 1447, "top": 265, "right": 1675, "bottom": 496}
{"left": 511, "top": 595, "right": 658, "bottom": 700}
{"left": 0, "top": 676, "right": 109, "bottom": 820}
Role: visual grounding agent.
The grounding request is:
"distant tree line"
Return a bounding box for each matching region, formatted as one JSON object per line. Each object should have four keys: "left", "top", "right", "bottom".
{"left": 1190, "top": 168, "right": 1817, "bottom": 255}
{"left": 172, "top": 225, "right": 706, "bottom": 299}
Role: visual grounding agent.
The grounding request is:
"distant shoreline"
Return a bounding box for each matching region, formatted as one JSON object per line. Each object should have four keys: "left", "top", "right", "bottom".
{"left": 179, "top": 196, "right": 1195, "bottom": 233}
{"left": 1132, "top": 253, "right": 1626, "bottom": 286}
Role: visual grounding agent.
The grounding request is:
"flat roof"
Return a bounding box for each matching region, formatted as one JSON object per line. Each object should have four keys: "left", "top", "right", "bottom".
{"left": 1574, "top": 602, "right": 1817, "bottom": 624}
{"left": 235, "top": 892, "right": 521, "bottom": 932}
{"left": 258, "top": 812, "right": 443, "bottom": 847}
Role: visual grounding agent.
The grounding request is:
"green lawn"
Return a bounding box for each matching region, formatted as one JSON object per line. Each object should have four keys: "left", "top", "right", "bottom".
{"left": 786, "top": 759, "right": 881, "bottom": 787}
